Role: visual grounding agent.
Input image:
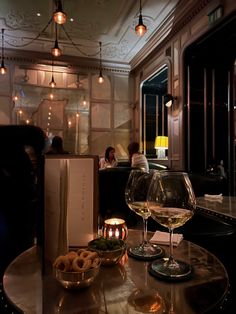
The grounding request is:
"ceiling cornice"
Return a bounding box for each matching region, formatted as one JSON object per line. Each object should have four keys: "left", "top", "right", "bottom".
{"left": 5, "top": 48, "right": 131, "bottom": 75}
{"left": 130, "top": 0, "right": 212, "bottom": 70}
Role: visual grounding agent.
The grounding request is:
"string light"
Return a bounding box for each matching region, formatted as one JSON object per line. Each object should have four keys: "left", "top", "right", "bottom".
{"left": 0, "top": 29, "right": 7, "bottom": 75}
{"left": 135, "top": 0, "right": 147, "bottom": 36}
{"left": 98, "top": 41, "right": 104, "bottom": 84}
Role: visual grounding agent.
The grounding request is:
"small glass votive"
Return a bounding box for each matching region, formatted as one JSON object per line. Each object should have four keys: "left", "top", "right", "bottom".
{"left": 102, "top": 218, "right": 128, "bottom": 241}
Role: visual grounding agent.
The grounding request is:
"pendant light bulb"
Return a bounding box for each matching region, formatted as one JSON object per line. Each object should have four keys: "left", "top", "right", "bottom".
{"left": 51, "top": 40, "right": 62, "bottom": 57}
{"left": 51, "top": 23, "right": 62, "bottom": 57}
{"left": 0, "top": 60, "right": 7, "bottom": 74}
{"left": 53, "top": 0, "right": 67, "bottom": 24}
{"left": 98, "top": 42, "right": 104, "bottom": 84}
{"left": 98, "top": 70, "right": 104, "bottom": 84}
{"left": 0, "top": 29, "right": 7, "bottom": 75}
{"left": 49, "top": 75, "right": 56, "bottom": 88}
{"left": 135, "top": 0, "right": 147, "bottom": 36}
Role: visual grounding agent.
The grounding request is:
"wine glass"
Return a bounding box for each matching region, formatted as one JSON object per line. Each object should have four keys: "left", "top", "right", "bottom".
{"left": 147, "top": 171, "right": 196, "bottom": 279}
{"left": 125, "top": 169, "right": 164, "bottom": 259}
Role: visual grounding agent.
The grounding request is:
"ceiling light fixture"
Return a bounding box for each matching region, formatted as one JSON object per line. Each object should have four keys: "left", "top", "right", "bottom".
{"left": 135, "top": 0, "right": 147, "bottom": 36}
{"left": 53, "top": 0, "right": 67, "bottom": 25}
{"left": 51, "top": 23, "right": 62, "bottom": 57}
{"left": 98, "top": 42, "right": 104, "bottom": 84}
{"left": 0, "top": 29, "right": 7, "bottom": 75}
{"left": 49, "top": 61, "right": 56, "bottom": 88}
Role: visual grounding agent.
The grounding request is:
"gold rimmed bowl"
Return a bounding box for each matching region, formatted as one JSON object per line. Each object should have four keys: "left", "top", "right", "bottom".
{"left": 88, "top": 237, "right": 126, "bottom": 266}
{"left": 53, "top": 250, "right": 101, "bottom": 289}
{"left": 54, "top": 263, "right": 101, "bottom": 289}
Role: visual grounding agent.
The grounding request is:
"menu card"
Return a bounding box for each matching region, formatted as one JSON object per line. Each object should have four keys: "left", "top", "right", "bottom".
{"left": 44, "top": 155, "right": 99, "bottom": 263}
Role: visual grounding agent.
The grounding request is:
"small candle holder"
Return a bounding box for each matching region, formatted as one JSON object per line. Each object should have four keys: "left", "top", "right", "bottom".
{"left": 102, "top": 218, "right": 128, "bottom": 241}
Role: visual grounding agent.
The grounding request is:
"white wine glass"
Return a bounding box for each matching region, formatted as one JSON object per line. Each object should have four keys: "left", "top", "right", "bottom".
{"left": 125, "top": 169, "right": 164, "bottom": 259}
{"left": 147, "top": 171, "right": 196, "bottom": 279}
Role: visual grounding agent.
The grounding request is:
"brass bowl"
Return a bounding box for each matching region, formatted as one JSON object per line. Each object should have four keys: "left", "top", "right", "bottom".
{"left": 88, "top": 239, "right": 126, "bottom": 266}
{"left": 54, "top": 261, "right": 101, "bottom": 289}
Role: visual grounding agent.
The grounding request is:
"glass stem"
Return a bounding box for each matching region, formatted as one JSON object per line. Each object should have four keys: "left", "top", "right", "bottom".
{"left": 143, "top": 218, "right": 148, "bottom": 245}
{"left": 169, "top": 228, "right": 174, "bottom": 261}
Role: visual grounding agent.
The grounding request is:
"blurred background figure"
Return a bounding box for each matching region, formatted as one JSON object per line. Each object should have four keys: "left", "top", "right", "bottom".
{"left": 127, "top": 142, "right": 149, "bottom": 172}
{"left": 46, "top": 136, "right": 69, "bottom": 155}
{"left": 99, "top": 146, "right": 118, "bottom": 169}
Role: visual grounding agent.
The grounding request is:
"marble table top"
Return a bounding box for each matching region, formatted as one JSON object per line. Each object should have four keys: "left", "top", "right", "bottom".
{"left": 3, "top": 230, "right": 229, "bottom": 314}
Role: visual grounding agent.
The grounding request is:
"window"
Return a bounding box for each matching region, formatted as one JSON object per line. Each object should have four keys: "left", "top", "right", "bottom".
{"left": 141, "top": 65, "right": 168, "bottom": 159}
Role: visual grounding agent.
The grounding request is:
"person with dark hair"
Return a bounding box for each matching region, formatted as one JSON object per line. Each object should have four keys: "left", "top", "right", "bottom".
{"left": 127, "top": 141, "right": 149, "bottom": 172}
{"left": 99, "top": 146, "right": 118, "bottom": 169}
{"left": 46, "top": 136, "right": 69, "bottom": 154}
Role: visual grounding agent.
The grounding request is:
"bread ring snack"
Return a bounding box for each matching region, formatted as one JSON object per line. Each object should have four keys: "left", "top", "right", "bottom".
{"left": 80, "top": 250, "right": 93, "bottom": 260}
{"left": 66, "top": 251, "right": 78, "bottom": 261}
{"left": 76, "top": 248, "right": 86, "bottom": 256}
{"left": 53, "top": 255, "right": 70, "bottom": 272}
{"left": 72, "top": 257, "right": 92, "bottom": 272}
{"left": 89, "top": 251, "right": 98, "bottom": 260}
{"left": 92, "top": 257, "right": 100, "bottom": 268}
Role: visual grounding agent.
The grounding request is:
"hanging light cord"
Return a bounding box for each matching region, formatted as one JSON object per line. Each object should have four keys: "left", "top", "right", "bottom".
{"left": 61, "top": 25, "right": 100, "bottom": 57}
{"left": 139, "top": 0, "right": 142, "bottom": 15}
{"left": 1, "top": 29, "right": 4, "bottom": 61}
{"left": 4, "top": 17, "right": 53, "bottom": 48}
{"left": 99, "top": 41, "right": 102, "bottom": 70}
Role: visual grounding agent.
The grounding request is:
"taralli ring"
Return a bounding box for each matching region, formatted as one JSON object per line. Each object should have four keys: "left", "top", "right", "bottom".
{"left": 72, "top": 257, "right": 92, "bottom": 272}
{"left": 80, "top": 250, "right": 93, "bottom": 260}
{"left": 92, "top": 257, "right": 100, "bottom": 268}
{"left": 53, "top": 255, "right": 70, "bottom": 272}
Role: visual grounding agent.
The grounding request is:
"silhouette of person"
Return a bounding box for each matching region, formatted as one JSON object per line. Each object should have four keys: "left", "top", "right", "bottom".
{"left": 127, "top": 142, "right": 149, "bottom": 172}
{"left": 46, "top": 136, "right": 69, "bottom": 154}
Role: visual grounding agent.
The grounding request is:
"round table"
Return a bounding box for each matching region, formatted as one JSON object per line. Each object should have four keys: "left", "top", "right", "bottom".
{"left": 3, "top": 229, "right": 229, "bottom": 314}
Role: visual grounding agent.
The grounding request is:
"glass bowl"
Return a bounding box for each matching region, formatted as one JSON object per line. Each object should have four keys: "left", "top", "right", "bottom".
{"left": 54, "top": 260, "right": 101, "bottom": 289}
{"left": 88, "top": 238, "right": 126, "bottom": 266}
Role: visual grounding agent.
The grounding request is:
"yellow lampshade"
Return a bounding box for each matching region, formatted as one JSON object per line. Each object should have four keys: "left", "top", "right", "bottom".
{"left": 154, "top": 136, "right": 168, "bottom": 149}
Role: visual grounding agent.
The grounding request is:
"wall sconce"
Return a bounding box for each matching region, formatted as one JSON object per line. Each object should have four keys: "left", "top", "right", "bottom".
{"left": 102, "top": 218, "right": 128, "bottom": 241}
{"left": 0, "top": 29, "right": 7, "bottom": 75}
{"left": 154, "top": 136, "right": 168, "bottom": 159}
{"left": 135, "top": 0, "right": 147, "bottom": 36}
{"left": 164, "top": 94, "right": 177, "bottom": 107}
{"left": 51, "top": 23, "right": 62, "bottom": 57}
{"left": 98, "top": 41, "right": 104, "bottom": 84}
{"left": 53, "top": 0, "right": 67, "bottom": 25}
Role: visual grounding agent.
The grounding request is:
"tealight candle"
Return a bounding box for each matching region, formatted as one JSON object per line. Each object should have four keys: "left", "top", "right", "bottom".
{"left": 102, "top": 218, "right": 128, "bottom": 241}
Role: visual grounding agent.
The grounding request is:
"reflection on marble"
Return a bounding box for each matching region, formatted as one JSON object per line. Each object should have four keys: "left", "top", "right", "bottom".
{"left": 3, "top": 230, "right": 229, "bottom": 314}
{"left": 197, "top": 196, "right": 236, "bottom": 224}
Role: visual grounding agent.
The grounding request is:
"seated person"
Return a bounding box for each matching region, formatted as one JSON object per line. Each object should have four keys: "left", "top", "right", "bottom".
{"left": 99, "top": 146, "right": 118, "bottom": 169}
{"left": 46, "top": 136, "right": 69, "bottom": 154}
{"left": 127, "top": 142, "right": 149, "bottom": 172}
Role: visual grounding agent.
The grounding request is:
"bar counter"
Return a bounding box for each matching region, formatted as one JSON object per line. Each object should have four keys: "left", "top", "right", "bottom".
{"left": 197, "top": 196, "right": 236, "bottom": 225}
{"left": 3, "top": 229, "right": 229, "bottom": 313}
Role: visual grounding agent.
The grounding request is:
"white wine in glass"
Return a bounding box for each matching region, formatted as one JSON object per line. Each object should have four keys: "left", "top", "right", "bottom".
{"left": 125, "top": 169, "right": 164, "bottom": 259}
{"left": 147, "top": 171, "right": 196, "bottom": 279}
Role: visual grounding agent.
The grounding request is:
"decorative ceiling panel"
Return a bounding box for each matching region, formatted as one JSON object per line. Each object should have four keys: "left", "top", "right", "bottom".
{"left": 0, "top": 0, "right": 179, "bottom": 65}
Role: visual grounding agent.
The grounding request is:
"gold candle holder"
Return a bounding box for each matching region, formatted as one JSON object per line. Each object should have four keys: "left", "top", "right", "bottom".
{"left": 102, "top": 218, "right": 128, "bottom": 241}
